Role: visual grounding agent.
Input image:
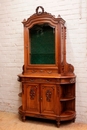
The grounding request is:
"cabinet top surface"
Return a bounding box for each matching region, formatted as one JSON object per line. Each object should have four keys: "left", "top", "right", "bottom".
{"left": 18, "top": 73, "right": 76, "bottom": 79}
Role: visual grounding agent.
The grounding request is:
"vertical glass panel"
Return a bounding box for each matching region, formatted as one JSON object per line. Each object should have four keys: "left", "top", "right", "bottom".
{"left": 29, "top": 23, "right": 55, "bottom": 64}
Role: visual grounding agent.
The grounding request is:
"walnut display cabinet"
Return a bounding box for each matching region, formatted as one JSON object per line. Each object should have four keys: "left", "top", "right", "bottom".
{"left": 18, "top": 6, "right": 76, "bottom": 127}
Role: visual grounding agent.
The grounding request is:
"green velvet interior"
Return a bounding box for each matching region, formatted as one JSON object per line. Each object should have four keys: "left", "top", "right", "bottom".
{"left": 29, "top": 24, "right": 55, "bottom": 64}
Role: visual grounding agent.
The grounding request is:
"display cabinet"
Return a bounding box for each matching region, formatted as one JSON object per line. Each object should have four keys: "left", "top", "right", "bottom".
{"left": 18, "top": 6, "right": 76, "bottom": 127}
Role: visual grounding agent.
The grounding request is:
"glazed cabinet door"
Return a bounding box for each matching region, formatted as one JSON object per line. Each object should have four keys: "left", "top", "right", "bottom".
{"left": 24, "top": 83, "right": 40, "bottom": 114}
{"left": 40, "top": 84, "right": 57, "bottom": 116}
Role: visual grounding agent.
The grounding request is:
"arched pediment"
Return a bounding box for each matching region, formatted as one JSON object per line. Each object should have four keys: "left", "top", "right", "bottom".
{"left": 22, "top": 6, "right": 65, "bottom": 27}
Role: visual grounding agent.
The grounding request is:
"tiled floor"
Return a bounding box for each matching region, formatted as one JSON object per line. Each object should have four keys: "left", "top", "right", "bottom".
{"left": 0, "top": 111, "right": 87, "bottom": 130}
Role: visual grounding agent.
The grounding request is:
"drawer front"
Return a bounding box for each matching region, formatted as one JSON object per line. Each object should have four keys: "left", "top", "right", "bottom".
{"left": 19, "top": 77, "right": 76, "bottom": 84}
{"left": 21, "top": 77, "right": 56, "bottom": 83}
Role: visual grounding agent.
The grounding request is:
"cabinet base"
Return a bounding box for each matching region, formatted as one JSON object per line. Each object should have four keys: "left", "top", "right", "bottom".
{"left": 19, "top": 106, "right": 76, "bottom": 127}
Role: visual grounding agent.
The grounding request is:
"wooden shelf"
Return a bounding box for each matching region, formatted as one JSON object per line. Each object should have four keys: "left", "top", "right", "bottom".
{"left": 60, "top": 110, "right": 76, "bottom": 121}
{"left": 60, "top": 97, "right": 75, "bottom": 101}
{"left": 18, "top": 93, "right": 22, "bottom": 97}
{"left": 19, "top": 106, "right": 22, "bottom": 110}
{"left": 61, "top": 110, "right": 75, "bottom": 116}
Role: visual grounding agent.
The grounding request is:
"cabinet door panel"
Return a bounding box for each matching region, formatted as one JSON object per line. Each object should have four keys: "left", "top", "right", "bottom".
{"left": 26, "top": 84, "right": 40, "bottom": 113}
{"left": 41, "top": 84, "right": 57, "bottom": 115}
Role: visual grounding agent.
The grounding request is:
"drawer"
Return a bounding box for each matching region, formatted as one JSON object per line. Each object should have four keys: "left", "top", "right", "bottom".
{"left": 21, "top": 77, "right": 56, "bottom": 83}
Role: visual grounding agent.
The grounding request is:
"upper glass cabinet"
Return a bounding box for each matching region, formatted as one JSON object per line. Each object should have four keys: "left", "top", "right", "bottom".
{"left": 29, "top": 23, "right": 55, "bottom": 64}
{"left": 22, "top": 6, "right": 67, "bottom": 74}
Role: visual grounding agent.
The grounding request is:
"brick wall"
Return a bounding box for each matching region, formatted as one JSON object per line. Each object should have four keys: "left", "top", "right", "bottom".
{"left": 0, "top": 0, "right": 87, "bottom": 123}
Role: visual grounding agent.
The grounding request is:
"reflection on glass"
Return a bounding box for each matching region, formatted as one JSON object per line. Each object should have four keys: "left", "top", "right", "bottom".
{"left": 29, "top": 23, "right": 55, "bottom": 64}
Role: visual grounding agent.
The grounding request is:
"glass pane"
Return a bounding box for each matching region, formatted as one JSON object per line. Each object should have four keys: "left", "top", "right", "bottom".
{"left": 29, "top": 23, "right": 55, "bottom": 64}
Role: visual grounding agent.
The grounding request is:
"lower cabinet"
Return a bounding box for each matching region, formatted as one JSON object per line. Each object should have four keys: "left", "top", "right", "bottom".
{"left": 18, "top": 77, "right": 76, "bottom": 127}
{"left": 21, "top": 83, "right": 58, "bottom": 117}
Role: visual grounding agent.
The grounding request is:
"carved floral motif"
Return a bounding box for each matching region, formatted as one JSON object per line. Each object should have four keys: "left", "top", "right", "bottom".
{"left": 46, "top": 90, "right": 52, "bottom": 102}
{"left": 30, "top": 89, "right": 36, "bottom": 100}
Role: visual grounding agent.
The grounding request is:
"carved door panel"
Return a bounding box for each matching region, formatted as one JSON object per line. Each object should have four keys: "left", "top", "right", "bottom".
{"left": 26, "top": 84, "right": 40, "bottom": 113}
{"left": 40, "top": 84, "right": 57, "bottom": 115}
